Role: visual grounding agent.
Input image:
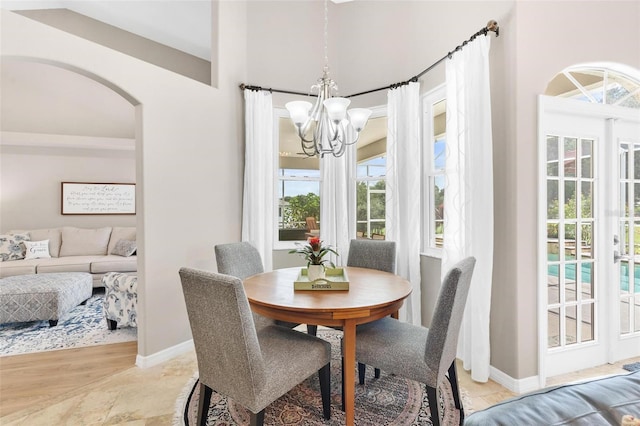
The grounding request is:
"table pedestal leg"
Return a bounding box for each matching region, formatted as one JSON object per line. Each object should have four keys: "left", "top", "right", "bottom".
{"left": 343, "top": 318, "right": 357, "bottom": 426}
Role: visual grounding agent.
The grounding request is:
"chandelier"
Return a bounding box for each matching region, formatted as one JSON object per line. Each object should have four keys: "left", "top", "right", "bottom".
{"left": 285, "top": 0, "right": 372, "bottom": 158}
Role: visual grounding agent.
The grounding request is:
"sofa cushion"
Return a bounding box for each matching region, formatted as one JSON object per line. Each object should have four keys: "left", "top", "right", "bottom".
{"left": 107, "top": 227, "right": 136, "bottom": 255}
{"left": 59, "top": 227, "right": 112, "bottom": 256}
{"left": 10, "top": 229, "right": 62, "bottom": 258}
{"left": 0, "top": 259, "right": 38, "bottom": 277}
{"left": 35, "top": 256, "right": 108, "bottom": 274}
{"left": 465, "top": 370, "right": 640, "bottom": 425}
{"left": 111, "top": 239, "right": 137, "bottom": 257}
{"left": 0, "top": 233, "right": 30, "bottom": 261}
{"left": 24, "top": 240, "right": 51, "bottom": 260}
{"left": 90, "top": 256, "right": 137, "bottom": 274}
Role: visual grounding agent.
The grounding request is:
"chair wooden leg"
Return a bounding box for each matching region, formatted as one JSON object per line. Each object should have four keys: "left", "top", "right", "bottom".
{"left": 426, "top": 385, "right": 440, "bottom": 426}
{"left": 374, "top": 367, "right": 381, "bottom": 378}
{"left": 448, "top": 361, "right": 465, "bottom": 425}
{"left": 319, "top": 362, "right": 331, "bottom": 420}
{"left": 358, "top": 362, "right": 366, "bottom": 385}
{"left": 249, "top": 409, "right": 265, "bottom": 426}
{"left": 307, "top": 324, "right": 318, "bottom": 336}
{"left": 197, "top": 382, "right": 212, "bottom": 426}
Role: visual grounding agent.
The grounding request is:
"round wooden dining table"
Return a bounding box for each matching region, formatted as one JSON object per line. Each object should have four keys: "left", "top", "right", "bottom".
{"left": 243, "top": 266, "right": 412, "bottom": 426}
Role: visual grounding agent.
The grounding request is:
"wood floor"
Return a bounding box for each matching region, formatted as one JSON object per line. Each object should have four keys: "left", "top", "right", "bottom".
{"left": 0, "top": 341, "right": 637, "bottom": 425}
{"left": 0, "top": 341, "right": 137, "bottom": 418}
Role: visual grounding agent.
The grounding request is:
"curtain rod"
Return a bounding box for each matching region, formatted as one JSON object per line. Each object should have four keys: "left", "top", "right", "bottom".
{"left": 239, "top": 20, "right": 499, "bottom": 99}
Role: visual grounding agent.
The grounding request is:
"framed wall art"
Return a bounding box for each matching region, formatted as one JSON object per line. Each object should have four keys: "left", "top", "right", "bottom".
{"left": 61, "top": 182, "right": 136, "bottom": 215}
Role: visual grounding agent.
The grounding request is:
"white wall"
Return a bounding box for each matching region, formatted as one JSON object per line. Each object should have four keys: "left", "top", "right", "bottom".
{"left": 0, "top": 1, "right": 246, "bottom": 358}
{"left": 245, "top": 0, "right": 640, "bottom": 382}
{"left": 0, "top": 145, "right": 136, "bottom": 232}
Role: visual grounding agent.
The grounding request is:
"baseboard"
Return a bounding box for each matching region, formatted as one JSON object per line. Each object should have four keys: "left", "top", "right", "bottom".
{"left": 489, "top": 365, "right": 540, "bottom": 394}
{"left": 136, "top": 339, "right": 194, "bottom": 369}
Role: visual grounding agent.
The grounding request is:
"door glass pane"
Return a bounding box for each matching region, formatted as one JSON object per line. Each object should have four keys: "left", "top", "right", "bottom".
{"left": 565, "top": 181, "right": 577, "bottom": 218}
{"left": 566, "top": 305, "right": 577, "bottom": 345}
{"left": 565, "top": 264, "right": 577, "bottom": 302}
{"left": 581, "top": 303, "right": 594, "bottom": 342}
{"left": 548, "top": 308, "right": 560, "bottom": 348}
{"left": 635, "top": 183, "right": 640, "bottom": 216}
{"left": 548, "top": 223, "right": 559, "bottom": 258}
{"left": 581, "top": 262, "right": 594, "bottom": 298}
{"left": 621, "top": 299, "right": 630, "bottom": 334}
{"left": 547, "top": 180, "right": 559, "bottom": 219}
{"left": 581, "top": 139, "right": 593, "bottom": 178}
{"left": 621, "top": 260, "right": 631, "bottom": 294}
{"left": 634, "top": 144, "right": 640, "bottom": 180}
{"left": 548, "top": 270, "right": 560, "bottom": 304}
{"left": 547, "top": 136, "right": 559, "bottom": 176}
{"left": 581, "top": 182, "right": 593, "bottom": 218}
{"left": 580, "top": 223, "right": 593, "bottom": 259}
{"left": 564, "top": 137, "right": 577, "bottom": 177}
{"left": 565, "top": 223, "right": 576, "bottom": 260}
{"left": 621, "top": 183, "right": 630, "bottom": 216}
{"left": 635, "top": 296, "right": 640, "bottom": 331}
{"left": 620, "top": 143, "right": 630, "bottom": 179}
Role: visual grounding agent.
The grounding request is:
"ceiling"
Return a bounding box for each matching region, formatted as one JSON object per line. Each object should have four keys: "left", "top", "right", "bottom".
{"left": 0, "top": 0, "right": 212, "bottom": 60}
{"left": 0, "top": 0, "right": 354, "bottom": 61}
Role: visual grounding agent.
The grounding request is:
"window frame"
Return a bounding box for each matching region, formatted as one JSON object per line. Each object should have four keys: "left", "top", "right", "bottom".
{"left": 273, "top": 107, "right": 322, "bottom": 249}
{"left": 422, "top": 84, "right": 447, "bottom": 256}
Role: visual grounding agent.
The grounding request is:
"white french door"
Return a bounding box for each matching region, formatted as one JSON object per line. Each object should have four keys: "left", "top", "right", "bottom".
{"left": 539, "top": 96, "right": 640, "bottom": 379}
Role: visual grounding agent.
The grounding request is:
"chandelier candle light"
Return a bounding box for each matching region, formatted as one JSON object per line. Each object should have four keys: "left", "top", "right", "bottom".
{"left": 285, "top": 0, "right": 372, "bottom": 158}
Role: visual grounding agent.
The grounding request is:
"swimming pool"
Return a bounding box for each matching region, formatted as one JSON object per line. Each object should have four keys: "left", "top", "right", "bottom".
{"left": 547, "top": 256, "right": 640, "bottom": 293}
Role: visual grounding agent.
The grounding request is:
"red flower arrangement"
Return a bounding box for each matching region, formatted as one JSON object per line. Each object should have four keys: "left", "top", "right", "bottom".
{"left": 289, "top": 236, "right": 338, "bottom": 267}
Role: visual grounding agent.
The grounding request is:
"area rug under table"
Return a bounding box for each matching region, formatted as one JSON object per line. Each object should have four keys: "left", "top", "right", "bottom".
{"left": 0, "top": 290, "right": 137, "bottom": 356}
{"left": 174, "top": 329, "right": 470, "bottom": 426}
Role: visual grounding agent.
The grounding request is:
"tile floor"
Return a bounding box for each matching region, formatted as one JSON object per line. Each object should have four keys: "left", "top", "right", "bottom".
{"left": 1, "top": 344, "right": 637, "bottom": 425}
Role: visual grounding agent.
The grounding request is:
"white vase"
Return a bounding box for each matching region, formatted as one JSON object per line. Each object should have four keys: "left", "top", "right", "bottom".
{"left": 307, "top": 265, "right": 325, "bottom": 281}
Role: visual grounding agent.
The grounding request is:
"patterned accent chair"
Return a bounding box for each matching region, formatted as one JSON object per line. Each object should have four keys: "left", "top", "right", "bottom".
{"left": 179, "top": 267, "right": 331, "bottom": 426}
{"left": 102, "top": 272, "right": 138, "bottom": 330}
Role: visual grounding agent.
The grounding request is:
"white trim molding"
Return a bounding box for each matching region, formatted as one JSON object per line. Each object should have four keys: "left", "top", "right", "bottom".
{"left": 136, "top": 339, "right": 194, "bottom": 369}
{"left": 490, "top": 365, "right": 540, "bottom": 395}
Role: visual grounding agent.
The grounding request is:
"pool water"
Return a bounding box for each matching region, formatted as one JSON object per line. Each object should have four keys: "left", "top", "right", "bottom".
{"left": 547, "top": 256, "right": 640, "bottom": 293}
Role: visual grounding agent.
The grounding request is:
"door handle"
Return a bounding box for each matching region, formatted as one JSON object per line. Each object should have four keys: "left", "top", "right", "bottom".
{"left": 614, "top": 251, "right": 630, "bottom": 263}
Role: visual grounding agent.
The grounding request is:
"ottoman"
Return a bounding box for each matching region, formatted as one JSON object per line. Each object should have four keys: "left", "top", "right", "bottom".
{"left": 0, "top": 272, "right": 93, "bottom": 326}
{"left": 102, "top": 272, "right": 138, "bottom": 330}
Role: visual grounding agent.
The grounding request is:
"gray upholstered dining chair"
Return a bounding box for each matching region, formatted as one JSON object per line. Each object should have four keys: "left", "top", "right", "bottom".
{"left": 214, "top": 241, "right": 315, "bottom": 334}
{"left": 179, "top": 267, "right": 331, "bottom": 426}
{"left": 346, "top": 239, "right": 397, "bottom": 382}
{"left": 354, "top": 256, "right": 476, "bottom": 426}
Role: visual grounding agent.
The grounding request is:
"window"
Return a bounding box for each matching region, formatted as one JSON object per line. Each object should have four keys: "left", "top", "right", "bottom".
{"left": 356, "top": 116, "right": 388, "bottom": 239}
{"left": 423, "top": 85, "right": 447, "bottom": 251}
{"left": 275, "top": 110, "right": 388, "bottom": 244}
{"left": 357, "top": 156, "right": 386, "bottom": 238}
{"left": 277, "top": 116, "right": 321, "bottom": 242}
{"left": 545, "top": 67, "right": 640, "bottom": 109}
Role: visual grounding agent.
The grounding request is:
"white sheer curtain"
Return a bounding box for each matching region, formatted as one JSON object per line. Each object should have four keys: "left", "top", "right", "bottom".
{"left": 443, "top": 35, "right": 494, "bottom": 382}
{"left": 320, "top": 133, "right": 357, "bottom": 267}
{"left": 242, "top": 89, "right": 275, "bottom": 270}
{"left": 386, "top": 82, "right": 422, "bottom": 326}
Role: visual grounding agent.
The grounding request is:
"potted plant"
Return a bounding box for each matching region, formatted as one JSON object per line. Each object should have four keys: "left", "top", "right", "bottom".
{"left": 289, "top": 237, "right": 338, "bottom": 281}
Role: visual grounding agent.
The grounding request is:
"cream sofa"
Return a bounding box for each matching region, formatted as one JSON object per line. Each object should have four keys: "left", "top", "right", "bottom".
{"left": 0, "top": 226, "right": 137, "bottom": 287}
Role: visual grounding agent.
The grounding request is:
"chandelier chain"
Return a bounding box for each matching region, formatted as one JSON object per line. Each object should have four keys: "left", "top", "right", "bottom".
{"left": 324, "top": 0, "right": 328, "bottom": 73}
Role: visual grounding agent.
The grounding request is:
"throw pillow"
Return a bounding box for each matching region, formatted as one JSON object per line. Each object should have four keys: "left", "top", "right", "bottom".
{"left": 0, "top": 233, "right": 30, "bottom": 262}
{"left": 59, "top": 227, "right": 112, "bottom": 256}
{"left": 24, "top": 240, "right": 52, "bottom": 260}
{"left": 111, "top": 239, "right": 137, "bottom": 257}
